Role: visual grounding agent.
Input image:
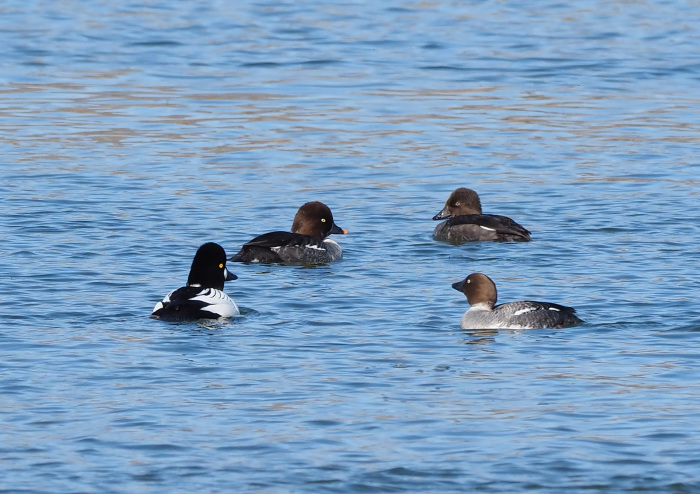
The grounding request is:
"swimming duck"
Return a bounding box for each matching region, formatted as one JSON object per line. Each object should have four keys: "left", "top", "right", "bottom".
{"left": 453, "top": 272, "right": 582, "bottom": 329}
{"left": 230, "top": 201, "right": 347, "bottom": 264}
{"left": 433, "top": 187, "right": 531, "bottom": 242}
{"left": 152, "top": 242, "right": 239, "bottom": 321}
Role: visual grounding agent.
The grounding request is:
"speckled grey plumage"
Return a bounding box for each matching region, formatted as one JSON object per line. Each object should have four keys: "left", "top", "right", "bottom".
{"left": 460, "top": 301, "right": 582, "bottom": 330}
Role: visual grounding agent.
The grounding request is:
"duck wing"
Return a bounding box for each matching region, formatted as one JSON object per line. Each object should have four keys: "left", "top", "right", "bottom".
{"left": 447, "top": 214, "right": 531, "bottom": 241}
{"left": 230, "top": 231, "right": 325, "bottom": 263}
{"left": 495, "top": 301, "right": 582, "bottom": 329}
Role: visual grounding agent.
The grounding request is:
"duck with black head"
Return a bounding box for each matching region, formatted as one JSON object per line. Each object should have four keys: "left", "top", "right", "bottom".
{"left": 152, "top": 242, "right": 239, "bottom": 321}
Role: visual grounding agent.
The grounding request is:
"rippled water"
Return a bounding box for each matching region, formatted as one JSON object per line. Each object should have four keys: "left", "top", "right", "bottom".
{"left": 2, "top": 0, "right": 700, "bottom": 492}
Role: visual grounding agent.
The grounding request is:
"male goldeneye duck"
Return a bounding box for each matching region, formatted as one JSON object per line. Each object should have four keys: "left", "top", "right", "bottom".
{"left": 432, "top": 187, "right": 531, "bottom": 243}
{"left": 229, "top": 201, "right": 348, "bottom": 265}
{"left": 452, "top": 272, "right": 582, "bottom": 330}
{"left": 152, "top": 242, "right": 239, "bottom": 321}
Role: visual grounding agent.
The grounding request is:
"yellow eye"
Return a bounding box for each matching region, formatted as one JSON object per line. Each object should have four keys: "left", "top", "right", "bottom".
{"left": 321, "top": 218, "right": 326, "bottom": 223}
{"left": 466, "top": 278, "right": 471, "bottom": 283}
{"left": 455, "top": 201, "right": 461, "bottom": 206}
{"left": 219, "top": 263, "right": 224, "bottom": 269}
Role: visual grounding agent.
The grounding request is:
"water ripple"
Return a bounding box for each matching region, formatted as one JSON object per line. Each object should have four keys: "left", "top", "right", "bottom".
{"left": 2, "top": 0, "right": 700, "bottom": 492}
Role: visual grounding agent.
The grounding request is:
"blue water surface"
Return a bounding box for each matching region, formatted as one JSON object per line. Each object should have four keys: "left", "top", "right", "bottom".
{"left": 2, "top": 0, "right": 700, "bottom": 492}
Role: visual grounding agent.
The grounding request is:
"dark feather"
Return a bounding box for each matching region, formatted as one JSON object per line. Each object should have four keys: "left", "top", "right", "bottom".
{"left": 495, "top": 300, "right": 582, "bottom": 328}
{"left": 441, "top": 214, "right": 531, "bottom": 242}
{"left": 230, "top": 231, "right": 326, "bottom": 263}
{"left": 152, "top": 287, "right": 218, "bottom": 321}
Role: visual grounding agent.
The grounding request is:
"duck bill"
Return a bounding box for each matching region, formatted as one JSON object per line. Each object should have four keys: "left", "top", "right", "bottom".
{"left": 224, "top": 268, "right": 238, "bottom": 281}
{"left": 432, "top": 206, "right": 452, "bottom": 221}
{"left": 330, "top": 222, "right": 348, "bottom": 235}
{"left": 451, "top": 280, "right": 465, "bottom": 292}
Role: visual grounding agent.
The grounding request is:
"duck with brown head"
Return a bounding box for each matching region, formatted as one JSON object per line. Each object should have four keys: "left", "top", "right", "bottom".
{"left": 433, "top": 188, "right": 531, "bottom": 243}
{"left": 452, "top": 273, "right": 582, "bottom": 330}
{"left": 230, "top": 201, "right": 347, "bottom": 265}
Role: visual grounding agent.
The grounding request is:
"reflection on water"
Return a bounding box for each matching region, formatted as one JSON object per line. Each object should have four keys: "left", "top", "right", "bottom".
{"left": 2, "top": 0, "right": 700, "bottom": 492}
{"left": 464, "top": 329, "right": 500, "bottom": 345}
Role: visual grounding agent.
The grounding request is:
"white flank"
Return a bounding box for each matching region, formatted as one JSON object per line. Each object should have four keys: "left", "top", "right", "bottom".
{"left": 153, "top": 289, "right": 175, "bottom": 313}
{"left": 323, "top": 238, "right": 342, "bottom": 260}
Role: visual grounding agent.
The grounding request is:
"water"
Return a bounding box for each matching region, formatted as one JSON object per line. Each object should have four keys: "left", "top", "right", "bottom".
{"left": 2, "top": 0, "right": 700, "bottom": 492}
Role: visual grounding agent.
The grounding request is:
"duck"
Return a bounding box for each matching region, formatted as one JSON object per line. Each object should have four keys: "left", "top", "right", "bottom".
{"left": 432, "top": 187, "right": 531, "bottom": 242}
{"left": 152, "top": 242, "right": 239, "bottom": 321}
{"left": 452, "top": 272, "right": 582, "bottom": 329}
{"left": 229, "top": 201, "right": 347, "bottom": 265}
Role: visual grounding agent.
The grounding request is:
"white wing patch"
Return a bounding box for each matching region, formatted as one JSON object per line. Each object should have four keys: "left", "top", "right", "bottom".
{"left": 479, "top": 225, "right": 496, "bottom": 231}
{"left": 548, "top": 307, "right": 560, "bottom": 312}
{"left": 513, "top": 307, "right": 537, "bottom": 316}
